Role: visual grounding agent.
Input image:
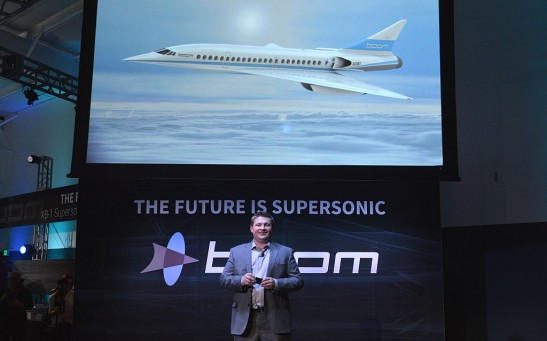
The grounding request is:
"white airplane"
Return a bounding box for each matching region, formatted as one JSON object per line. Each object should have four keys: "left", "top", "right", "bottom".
{"left": 124, "top": 20, "right": 411, "bottom": 99}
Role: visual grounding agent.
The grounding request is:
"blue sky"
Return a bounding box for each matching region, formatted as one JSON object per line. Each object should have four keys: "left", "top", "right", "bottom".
{"left": 87, "top": 0, "right": 444, "bottom": 166}
{"left": 92, "top": 0, "right": 440, "bottom": 95}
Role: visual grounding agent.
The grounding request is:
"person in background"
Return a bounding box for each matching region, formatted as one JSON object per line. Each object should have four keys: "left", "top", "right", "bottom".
{"left": 48, "top": 274, "right": 74, "bottom": 341}
{"left": 0, "top": 272, "right": 33, "bottom": 341}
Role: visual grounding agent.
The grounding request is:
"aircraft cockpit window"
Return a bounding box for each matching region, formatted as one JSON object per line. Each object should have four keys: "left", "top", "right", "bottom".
{"left": 155, "top": 48, "right": 172, "bottom": 55}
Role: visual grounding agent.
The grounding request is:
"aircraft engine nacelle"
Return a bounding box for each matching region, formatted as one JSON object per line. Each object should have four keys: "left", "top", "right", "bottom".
{"left": 333, "top": 56, "right": 404, "bottom": 71}
{"left": 333, "top": 56, "right": 352, "bottom": 70}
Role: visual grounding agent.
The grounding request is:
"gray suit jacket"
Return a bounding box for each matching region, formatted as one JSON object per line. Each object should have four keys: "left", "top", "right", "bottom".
{"left": 219, "top": 241, "right": 304, "bottom": 335}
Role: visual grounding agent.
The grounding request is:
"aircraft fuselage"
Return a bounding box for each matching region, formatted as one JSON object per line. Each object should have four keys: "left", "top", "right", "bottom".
{"left": 124, "top": 20, "right": 411, "bottom": 98}
{"left": 126, "top": 43, "right": 403, "bottom": 74}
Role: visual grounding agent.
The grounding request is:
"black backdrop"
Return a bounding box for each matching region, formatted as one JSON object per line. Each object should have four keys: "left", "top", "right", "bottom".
{"left": 74, "top": 179, "right": 444, "bottom": 340}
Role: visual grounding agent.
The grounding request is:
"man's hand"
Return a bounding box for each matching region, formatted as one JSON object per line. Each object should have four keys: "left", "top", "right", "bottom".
{"left": 241, "top": 273, "right": 256, "bottom": 286}
{"left": 260, "top": 277, "right": 275, "bottom": 290}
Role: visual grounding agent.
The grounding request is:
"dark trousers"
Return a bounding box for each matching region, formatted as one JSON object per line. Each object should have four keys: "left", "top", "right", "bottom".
{"left": 234, "top": 310, "right": 291, "bottom": 341}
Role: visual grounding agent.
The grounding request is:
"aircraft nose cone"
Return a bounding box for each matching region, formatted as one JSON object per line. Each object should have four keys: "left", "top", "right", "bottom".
{"left": 123, "top": 52, "right": 158, "bottom": 62}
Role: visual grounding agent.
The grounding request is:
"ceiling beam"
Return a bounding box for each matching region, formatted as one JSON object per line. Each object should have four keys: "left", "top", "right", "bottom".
{"left": 0, "top": 0, "right": 40, "bottom": 25}
{"left": 0, "top": 26, "right": 79, "bottom": 76}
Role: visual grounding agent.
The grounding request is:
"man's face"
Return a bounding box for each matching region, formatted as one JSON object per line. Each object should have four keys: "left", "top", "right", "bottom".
{"left": 250, "top": 216, "right": 272, "bottom": 245}
{"left": 64, "top": 279, "right": 74, "bottom": 291}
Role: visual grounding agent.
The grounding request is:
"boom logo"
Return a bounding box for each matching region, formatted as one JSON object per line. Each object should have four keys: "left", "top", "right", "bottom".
{"left": 142, "top": 234, "right": 380, "bottom": 286}
{"left": 205, "top": 241, "right": 379, "bottom": 274}
{"left": 141, "top": 232, "right": 198, "bottom": 286}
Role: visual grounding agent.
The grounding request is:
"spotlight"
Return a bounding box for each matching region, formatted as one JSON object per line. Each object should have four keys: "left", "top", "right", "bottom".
{"left": 20, "top": 244, "right": 35, "bottom": 255}
{"left": 23, "top": 87, "right": 39, "bottom": 105}
{"left": 27, "top": 155, "right": 42, "bottom": 163}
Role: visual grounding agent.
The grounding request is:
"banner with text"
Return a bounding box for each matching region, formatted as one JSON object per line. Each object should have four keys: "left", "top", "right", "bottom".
{"left": 0, "top": 185, "right": 78, "bottom": 228}
{"left": 74, "top": 179, "right": 443, "bottom": 340}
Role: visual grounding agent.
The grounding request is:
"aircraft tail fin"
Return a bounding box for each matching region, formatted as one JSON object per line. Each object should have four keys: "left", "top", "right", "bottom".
{"left": 340, "top": 20, "right": 407, "bottom": 54}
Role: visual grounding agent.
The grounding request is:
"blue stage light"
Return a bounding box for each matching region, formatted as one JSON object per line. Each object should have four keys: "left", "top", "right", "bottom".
{"left": 19, "top": 244, "right": 34, "bottom": 255}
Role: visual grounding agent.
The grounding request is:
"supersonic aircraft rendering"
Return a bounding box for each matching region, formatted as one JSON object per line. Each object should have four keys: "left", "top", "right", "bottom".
{"left": 124, "top": 20, "right": 411, "bottom": 99}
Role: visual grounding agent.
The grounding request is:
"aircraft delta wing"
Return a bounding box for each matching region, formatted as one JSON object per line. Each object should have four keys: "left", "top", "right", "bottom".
{"left": 246, "top": 68, "right": 411, "bottom": 99}
{"left": 124, "top": 20, "right": 411, "bottom": 99}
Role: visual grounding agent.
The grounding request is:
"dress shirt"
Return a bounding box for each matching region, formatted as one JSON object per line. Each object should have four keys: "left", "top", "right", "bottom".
{"left": 251, "top": 242, "right": 270, "bottom": 309}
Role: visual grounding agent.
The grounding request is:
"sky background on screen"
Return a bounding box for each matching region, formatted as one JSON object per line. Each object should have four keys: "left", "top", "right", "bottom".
{"left": 87, "top": 0, "right": 443, "bottom": 165}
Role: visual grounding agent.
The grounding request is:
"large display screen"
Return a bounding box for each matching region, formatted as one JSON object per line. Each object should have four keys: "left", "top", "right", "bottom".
{"left": 74, "top": 0, "right": 457, "bottom": 180}
{"left": 74, "top": 179, "right": 444, "bottom": 340}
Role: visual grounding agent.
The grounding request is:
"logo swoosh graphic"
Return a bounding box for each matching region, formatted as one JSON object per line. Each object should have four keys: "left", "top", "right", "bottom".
{"left": 141, "top": 232, "right": 198, "bottom": 286}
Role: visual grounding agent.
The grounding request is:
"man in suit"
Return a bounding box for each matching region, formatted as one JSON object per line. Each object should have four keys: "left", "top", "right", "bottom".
{"left": 220, "top": 211, "right": 304, "bottom": 341}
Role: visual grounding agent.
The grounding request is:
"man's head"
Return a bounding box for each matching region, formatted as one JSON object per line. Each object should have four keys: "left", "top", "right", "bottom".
{"left": 250, "top": 211, "right": 274, "bottom": 246}
{"left": 58, "top": 274, "right": 74, "bottom": 291}
{"left": 250, "top": 211, "right": 274, "bottom": 226}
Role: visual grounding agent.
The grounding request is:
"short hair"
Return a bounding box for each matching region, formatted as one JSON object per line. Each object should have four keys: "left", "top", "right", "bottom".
{"left": 58, "top": 274, "right": 74, "bottom": 285}
{"left": 250, "top": 211, "right": 274, "bottom": 226}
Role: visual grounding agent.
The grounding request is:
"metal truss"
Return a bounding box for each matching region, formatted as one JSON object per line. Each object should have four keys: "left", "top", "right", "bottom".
{"left": 0, "top": 46, "right": 78, "bottom": 103}
{"left": 35, "top": 155, "right": 53, "bottom": 190}
{"left": 0, "top": 0, "right": 39, "bottom": 24}
{"left": 31, "top": 155, "right": 53, "bottom": 260}
{"left": 32, "top": 223, "right": 49, "bottom": 260}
